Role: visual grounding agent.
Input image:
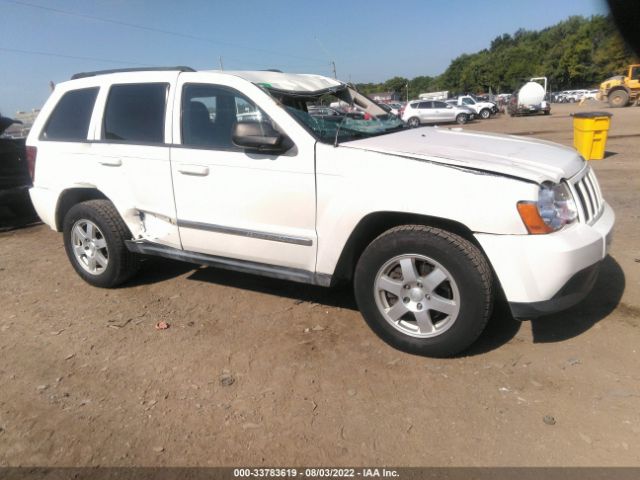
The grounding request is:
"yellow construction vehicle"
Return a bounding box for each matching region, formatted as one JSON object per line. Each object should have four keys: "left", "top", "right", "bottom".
{"left": 598, "top": 64, "right": 640, "bottom": 107}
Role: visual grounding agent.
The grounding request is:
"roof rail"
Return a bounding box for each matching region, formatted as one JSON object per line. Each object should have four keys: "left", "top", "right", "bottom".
{"left": 71, "top": 66, "right": 195, "bottom": 80}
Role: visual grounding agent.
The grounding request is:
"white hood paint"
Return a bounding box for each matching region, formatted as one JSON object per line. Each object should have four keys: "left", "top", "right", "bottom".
{"left": 342, "top": 127, "right": 584, "bottom": 184}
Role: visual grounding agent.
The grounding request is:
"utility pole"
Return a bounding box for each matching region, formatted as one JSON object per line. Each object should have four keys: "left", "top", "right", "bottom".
{"left": 219, "top": 56, "right": 224, "bottom": 71}
{"left": 331, "top": 61, "right": 337, "bottom": 79}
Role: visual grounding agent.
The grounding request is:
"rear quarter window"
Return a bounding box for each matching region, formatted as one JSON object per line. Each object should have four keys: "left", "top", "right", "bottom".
{"left": 103, "top": 83, "right": 168, "bottom": 143}
{"left": 41, "top": 87, "right": 99, "bottom": 141}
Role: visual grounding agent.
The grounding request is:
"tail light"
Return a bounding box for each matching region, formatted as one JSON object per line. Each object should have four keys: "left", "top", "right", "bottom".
{"left": 26, "top": 146, "right": 37, "bottom": 182}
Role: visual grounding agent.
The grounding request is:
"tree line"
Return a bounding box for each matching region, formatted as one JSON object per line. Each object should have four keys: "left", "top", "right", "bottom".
{"left": 355, "top": 15, "right": 637, "bottom": 99}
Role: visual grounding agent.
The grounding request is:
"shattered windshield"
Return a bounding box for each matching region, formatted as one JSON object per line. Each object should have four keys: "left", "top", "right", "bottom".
{"left": 264, "top": 85, "right": 405, "bottom": 145}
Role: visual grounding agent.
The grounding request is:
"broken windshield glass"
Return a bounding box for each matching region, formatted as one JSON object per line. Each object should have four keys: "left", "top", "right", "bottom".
{"left": 264, "top": 85, "right": 405, "bottom": 145}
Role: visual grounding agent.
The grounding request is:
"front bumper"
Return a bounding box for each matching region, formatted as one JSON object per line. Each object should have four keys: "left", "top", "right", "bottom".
{"left": 475, "top": 202, "right": 614, "bottom": 319}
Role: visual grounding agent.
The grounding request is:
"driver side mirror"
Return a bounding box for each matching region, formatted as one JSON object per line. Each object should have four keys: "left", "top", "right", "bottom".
{"left": 232, "top": 122, "right": 291, "bottom": 153}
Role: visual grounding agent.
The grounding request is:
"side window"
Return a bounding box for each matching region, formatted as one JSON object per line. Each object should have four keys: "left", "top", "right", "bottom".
{"left": 462, "top": 98, "right": 474, "bottom": 105}
{"left": 41, "top": 87, "right": 98, "bottom": 141}
{"left": 631, "top": 67, "right": 640, "bottom": 80}
{"left": 434, "top": 101, "right": 448, "bottom": 108}
{"left": 181, "top": 84, "right": 269, "bottom": 149}
{"left": 103, "top": 83, "right": 167, "bottom": 143}
{"left": 418, "top": 101, "right": 432, "bottom": 109}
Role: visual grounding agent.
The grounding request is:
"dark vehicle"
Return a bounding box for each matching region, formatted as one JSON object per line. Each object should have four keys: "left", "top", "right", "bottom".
{"left": 0, "top": 115, "right": 35, "bottom": 220}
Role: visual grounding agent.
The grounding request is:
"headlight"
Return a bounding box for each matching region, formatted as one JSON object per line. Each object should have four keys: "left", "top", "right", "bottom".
{"left": 517, "top": 182, "right": 577, "bottom": 234}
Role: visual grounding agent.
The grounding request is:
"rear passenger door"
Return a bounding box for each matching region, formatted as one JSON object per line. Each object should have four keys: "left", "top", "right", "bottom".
{"left": 89, "top": 73, "right": 181, "bottom": 248}
{"left": 417, "top": 101, "right": 434, "bottom": 123}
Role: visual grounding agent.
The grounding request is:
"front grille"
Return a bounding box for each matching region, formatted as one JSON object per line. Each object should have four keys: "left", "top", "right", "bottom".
{"left": 570, "top": 167, "right": 604, "bottom": 224}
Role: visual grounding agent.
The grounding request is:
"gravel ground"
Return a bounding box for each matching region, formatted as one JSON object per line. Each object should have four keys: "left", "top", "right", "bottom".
{"left": 0, "top": 102, "right": 639, "bottom": 467}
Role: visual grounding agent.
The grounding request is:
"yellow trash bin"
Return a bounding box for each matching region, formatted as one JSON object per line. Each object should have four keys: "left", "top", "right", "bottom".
{"left": 572, "top": 111, "right": 612, "bottom": 160}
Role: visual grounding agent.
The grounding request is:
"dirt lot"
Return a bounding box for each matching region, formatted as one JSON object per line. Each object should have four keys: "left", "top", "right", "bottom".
{"left": 0, "top": 102, "right": 639, "bottom": 467}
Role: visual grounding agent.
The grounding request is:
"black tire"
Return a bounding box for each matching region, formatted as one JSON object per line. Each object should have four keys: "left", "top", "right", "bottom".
{"left": 354, "top": 225, "right": 493, "bottom": 357}
{"left": 455, "top": 113, "right": 468, "bottom": 125}
{"left": 63, "top": 199, "right": 139, "bottom": 288}
{"left": 608, "top": 90, "right": 629, "bottom": 108}
{"left": 407, "top": 117, "right": 420, "bottom": 128}
{"left": 480, "top": 108, "right": 491, "bottom": 119}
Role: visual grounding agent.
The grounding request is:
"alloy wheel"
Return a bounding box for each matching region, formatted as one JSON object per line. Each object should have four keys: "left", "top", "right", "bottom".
{"left": 373, "top": 254, "right": 460, "bottom": 338}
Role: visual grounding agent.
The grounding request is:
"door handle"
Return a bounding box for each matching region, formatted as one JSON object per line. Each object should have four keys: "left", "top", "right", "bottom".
{"left": 177, "top": 164, "right": 209, "bottom": 176}
{"left": 99, "top": 158, "right": 122, "bottom": 167}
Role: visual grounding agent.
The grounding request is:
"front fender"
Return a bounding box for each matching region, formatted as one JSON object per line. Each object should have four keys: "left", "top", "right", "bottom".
{"left": 314, "top": 144, "right": 536, "bottom": 276}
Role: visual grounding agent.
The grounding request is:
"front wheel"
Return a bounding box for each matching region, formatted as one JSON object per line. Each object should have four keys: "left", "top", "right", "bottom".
{"left": 354, "top": 225, "right": 494, "bottom": 357}
{"left": 455, "top": 113, "right": 468, "bottom": 125}
{"left": 407, "top": 117, "right": 420, "bottom": 128}
{"left": 608, "top": 90, "right": 629, "bottom": 108}
{"left": 479, "top": 108, "right": 491, "bottom": 119}
{"left": 63, "top": 199, "right": 139, "bottom": 288}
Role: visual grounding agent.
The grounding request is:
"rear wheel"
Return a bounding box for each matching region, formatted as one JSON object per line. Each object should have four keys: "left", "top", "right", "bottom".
{"left": 609, "top": 90, "right": 629, "bottom": 108}
{"left": 407, "top": 117, "right": 420, "bottom": 128}
{"left": 354, "top": 225, "right": 494, "bottom": 357}
{"left": 63, "top": 199, "right": 139, "bottom": 288}
{"left": 455, "top": 113, "right": 468, "bottom": 125}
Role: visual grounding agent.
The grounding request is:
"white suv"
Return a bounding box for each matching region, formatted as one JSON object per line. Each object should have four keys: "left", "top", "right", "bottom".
{"left": 402, "top": 100, "right": 475, "bottom": 127}
{"left": 27, "top": 67, "right": 614, "bottom": 357}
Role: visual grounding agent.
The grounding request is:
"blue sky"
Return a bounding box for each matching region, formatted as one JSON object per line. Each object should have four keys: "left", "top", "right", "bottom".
{"left": 1, "top": 0, "right": 608, "bottom": 114}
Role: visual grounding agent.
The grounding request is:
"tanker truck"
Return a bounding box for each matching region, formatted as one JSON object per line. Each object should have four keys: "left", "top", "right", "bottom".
{"left": 507, "top": 77, "right": 551, "bottom": 116}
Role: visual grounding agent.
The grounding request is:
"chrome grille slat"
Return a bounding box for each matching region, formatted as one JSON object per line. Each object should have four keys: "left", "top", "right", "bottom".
{"left": 583, "top": 176, "right": 598, "bottom": 213}
{"left": 578, "top": 182, "right": 594, "bottom": 219}
{"left": 588, "top": 169, "right": 604, "bottom": 209}
{"left": 571, "top": 166, "right": 604, "bottom": 224}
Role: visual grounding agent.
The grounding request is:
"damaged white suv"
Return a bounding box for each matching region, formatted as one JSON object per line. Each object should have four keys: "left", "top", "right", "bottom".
{"left": 27, "top": 67, "right": 614, "bottom": 357}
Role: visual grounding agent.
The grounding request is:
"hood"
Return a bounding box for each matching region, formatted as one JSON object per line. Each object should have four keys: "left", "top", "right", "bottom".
{"left": 341, "top": 127, "right": 584, "bottom": 184}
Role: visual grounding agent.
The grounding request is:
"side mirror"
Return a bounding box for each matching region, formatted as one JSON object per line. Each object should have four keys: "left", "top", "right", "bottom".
{"left": 232, "top": 122, "right": 290, "bottom": 153}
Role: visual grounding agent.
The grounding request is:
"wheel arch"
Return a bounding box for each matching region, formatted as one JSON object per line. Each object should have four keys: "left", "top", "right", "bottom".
{"left": 331, "top": 211, "right": 483, "bottom": 285}
{"left": 55, "top": 187, "right": 108, "bottom": 231}
{"left": 608, "top": 85, "right": 630, "bottom": 95}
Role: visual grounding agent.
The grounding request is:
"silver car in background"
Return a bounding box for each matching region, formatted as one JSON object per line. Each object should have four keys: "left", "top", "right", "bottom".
{"left": 402, "top": 100, "right": 475, "bottom": 127}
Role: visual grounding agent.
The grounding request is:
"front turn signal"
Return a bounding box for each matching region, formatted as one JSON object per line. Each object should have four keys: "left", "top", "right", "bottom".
{"left": 517, "top": 201, "right": 554, "bottom": 234}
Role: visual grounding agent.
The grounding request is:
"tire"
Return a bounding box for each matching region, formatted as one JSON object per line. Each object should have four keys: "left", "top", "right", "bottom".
{"left": 63, "top": 199, "right": 139, "bottom": 288}
{"left": 407, "top": 117, "right": 420, "bottom": 128}
{"left": 608, "top": 90, "right": 629, "bottom": 108}
{"left": 354, "top": 225, "right": 493, "bottom": 357}
{"left": 455, "top": 113, "right": 468, "bottom": 125}
{"left": 480, "top": 108, "right": 491, "bottom": 119}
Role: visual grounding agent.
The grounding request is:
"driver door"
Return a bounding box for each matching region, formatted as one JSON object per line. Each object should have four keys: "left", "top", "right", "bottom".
{"left": 432, "top": 101, "right": 455, "bottom": 122}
